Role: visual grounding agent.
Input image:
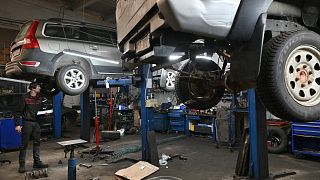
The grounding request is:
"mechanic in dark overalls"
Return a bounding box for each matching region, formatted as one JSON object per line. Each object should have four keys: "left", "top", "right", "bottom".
{"left": 15, "top": 82, "right": 48, "bottom": 173}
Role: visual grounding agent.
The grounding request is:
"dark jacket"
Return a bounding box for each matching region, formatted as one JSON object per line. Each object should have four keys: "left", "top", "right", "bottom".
{"left": 14, "top": 92, "right": 44, "bottom": 126}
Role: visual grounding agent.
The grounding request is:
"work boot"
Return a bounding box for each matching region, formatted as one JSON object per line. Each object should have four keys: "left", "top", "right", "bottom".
{"left": 18, "top": 164, "right": 25, "bottom": 173}
{"left": 33, "top": 161, "right": 48, "bottom": 168}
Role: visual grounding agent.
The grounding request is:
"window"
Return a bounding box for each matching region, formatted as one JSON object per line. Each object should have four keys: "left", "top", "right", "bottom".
{"left": 44, "top": 23, "right": 117, "bottom": 45}
{"left": 44, "top": 24, "right": 87, "bottom": 41}
{"left": 85, "top": 27, "right": 117, "bottom": 46}
{"left": 15, "top": 22, "right": 31, "bottom": 41}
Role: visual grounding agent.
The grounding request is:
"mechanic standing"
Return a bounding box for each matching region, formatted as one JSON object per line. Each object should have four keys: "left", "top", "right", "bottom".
{"left": 15, "top": 82, "right": 48, "bottom": 173}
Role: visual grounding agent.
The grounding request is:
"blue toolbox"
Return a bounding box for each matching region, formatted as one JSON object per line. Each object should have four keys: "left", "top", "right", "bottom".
{"left": 292, "top": 121, "right": 320, "bottom": 157}
{"left": 168, "top": 109, "right": 186, "bottom": 133}
{"left": 0, "top": 117, "right": 22, "bottom": 150}
{"left": 149, "top": 113, "right": 169, "bottom": 132}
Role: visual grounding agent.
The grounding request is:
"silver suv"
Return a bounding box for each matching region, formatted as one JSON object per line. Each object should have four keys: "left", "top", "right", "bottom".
{"left": 5, "top": 19, "right": 123, "bottom": 95}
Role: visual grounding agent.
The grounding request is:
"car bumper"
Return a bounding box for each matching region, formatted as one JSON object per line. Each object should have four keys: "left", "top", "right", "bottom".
{"left": 5, "top": 61, "right": 51, "bottom": 79}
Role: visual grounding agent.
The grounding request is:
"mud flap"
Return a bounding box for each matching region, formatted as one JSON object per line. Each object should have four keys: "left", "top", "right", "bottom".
{"left": 228, "top": 13, "right": 267, "bottom": 92}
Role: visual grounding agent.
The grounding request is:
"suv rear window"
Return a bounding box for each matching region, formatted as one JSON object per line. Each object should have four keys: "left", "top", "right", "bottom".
{"left": 44, "top": 23, "right": 117, "bottom": 46}
{"left": 85, "top": 28, "right": 117, "bottom": 45}
{"left": 15, "top": 22, "right": 32, "bottom": 41}
{"left": 44, "top": 24, "right": 86, "bottom": 41}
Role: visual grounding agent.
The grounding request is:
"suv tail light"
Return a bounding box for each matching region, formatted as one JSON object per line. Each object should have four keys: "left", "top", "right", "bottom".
{"left": 22, "top": 21, "right": 39, "bottom": 49}
{"left": 20, "top": 61, "right": 40, "bottom": 67}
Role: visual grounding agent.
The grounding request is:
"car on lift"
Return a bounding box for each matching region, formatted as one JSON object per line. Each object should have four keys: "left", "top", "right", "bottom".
{"left": 116, "top": 0, "right": 320, "bottom": 122}
{"left": 5, "top": 18, "right": 125, "bottom": 95}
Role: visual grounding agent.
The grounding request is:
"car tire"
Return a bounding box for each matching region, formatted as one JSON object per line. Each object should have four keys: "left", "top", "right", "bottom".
{"left": 56, "top": 65, "right": 89, "bottom": 95}
{"left": 267, "top": 126, "right": 288, "bottom": 154}
{"left": 175, "top": 59, "right": 225, "bottom": 110}
{"left": 257, "top": 31, "right": 320, "bottom": 121}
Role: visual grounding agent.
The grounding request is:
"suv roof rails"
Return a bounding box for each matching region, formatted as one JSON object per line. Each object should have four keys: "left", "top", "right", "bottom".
{"left": 47, "top": 18, "right": 116, "bottom": 32}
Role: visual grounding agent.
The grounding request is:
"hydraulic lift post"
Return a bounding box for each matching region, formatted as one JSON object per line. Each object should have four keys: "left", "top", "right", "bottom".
{"left": 80, "top": 88, "right": 91, "bottom": 141}
{"left": 246, "top": 89, "right": 296, "bottom": 179}
{"left": 140, "top": 64, "right": 152, "bottom": 161}
{"left": 247, "top": 88, "right": 269, "bottom": 179}
{"left": 53, "top": 92, "right": 63, "bottom": 139}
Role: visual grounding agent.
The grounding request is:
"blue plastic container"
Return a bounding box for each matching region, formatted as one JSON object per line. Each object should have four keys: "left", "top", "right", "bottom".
{"left": 0, "top": 118, "right": 22, "bottom": 150}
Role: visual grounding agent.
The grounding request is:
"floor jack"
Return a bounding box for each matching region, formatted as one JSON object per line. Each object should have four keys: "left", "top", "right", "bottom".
{"left": 88, "top": 91, "right": 102, "bottom": 160}
{"left": 57, "top": 139, "right": 87, "bottom": 180}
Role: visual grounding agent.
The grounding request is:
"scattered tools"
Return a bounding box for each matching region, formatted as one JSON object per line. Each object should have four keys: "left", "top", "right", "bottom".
{"left": 89, "top": 177, "right": 100, "bottom": 180}
{"left": 79, "top": 163, "right": 92, "bottom": 168}
{"left": 0, "top": 159, "right": 11, "bottom": 165}
{"left": 99, "top": 163, "right": 109, "bottom": 166}
{"left": 25, "top": 168, "right": 48, "bottom": 180}
{"left": 169, "top": 154, "right": 188, "bottom": 161}
{"left": 80, "top": 146, "right": 114, "bottom": 162}
{"left": 159, "top": 154, "right": 188, "bottom": 166}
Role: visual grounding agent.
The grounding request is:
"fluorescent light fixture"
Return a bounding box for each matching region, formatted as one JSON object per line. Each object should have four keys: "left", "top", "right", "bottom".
{"left": 169, "top": 55, "right": 182, "bottom": 61}
{"left": 196, "top": 55, "right": 212, "bottom": 60}
{"left": 63, "top": 51, "right": 119, "bottom": 65}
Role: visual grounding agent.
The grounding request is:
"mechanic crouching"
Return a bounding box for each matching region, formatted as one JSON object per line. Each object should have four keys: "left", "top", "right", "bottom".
{"left": 15, "top": 82, "right": 49, "bottom": 173}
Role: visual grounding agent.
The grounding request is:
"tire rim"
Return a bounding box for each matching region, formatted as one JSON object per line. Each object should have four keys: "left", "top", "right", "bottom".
{"left": 64, "top": 69, "right": 86, "bottom": 90}
{"left": 269, "top": 136, "right": 281, "bottom": 147}
{"left": 285, "top": 45, "right": 320, "bottom": 106}
{"left": 166, "top": 71, "right": 176, "bottom": 90}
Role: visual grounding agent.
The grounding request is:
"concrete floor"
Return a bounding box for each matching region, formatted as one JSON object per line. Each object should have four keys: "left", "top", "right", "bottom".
{"left": 0, "top": 127, "right": 319, "bottom": 180}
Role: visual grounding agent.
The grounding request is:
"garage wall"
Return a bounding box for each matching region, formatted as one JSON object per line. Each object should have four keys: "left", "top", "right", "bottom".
{"left": 0, "top": 28, "right": 18, "bottom": 64}
{"left": 154, "top": 91, "right": 177, "bottom": 105}
{"left": 0, "top": 0, "right": 113, "bottom": 30}
{"left": 0, "top": 28, "right": 18, "bottom": 46}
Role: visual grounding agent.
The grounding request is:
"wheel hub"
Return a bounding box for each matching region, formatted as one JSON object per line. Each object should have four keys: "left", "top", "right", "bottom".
{"left": 296, "top": 64, "right": 312, "bottom": 85}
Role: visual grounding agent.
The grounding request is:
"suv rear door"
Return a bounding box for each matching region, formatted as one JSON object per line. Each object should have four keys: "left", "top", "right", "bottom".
{"left": 83, "top": 27, "right": 122, "bottom": 74}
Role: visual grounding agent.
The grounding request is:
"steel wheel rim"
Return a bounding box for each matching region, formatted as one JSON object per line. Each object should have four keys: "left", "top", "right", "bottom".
{"left": 166, "top": 71, "right": 176, "bottom": 90}
{"left": 284, "top": 45, "right": 320, "bottom": 106}
{"left": 271, "top": 136, "right": 281, "bottom": 147}
{"left": 64, "top": 68, "right": 86, "bottom": 90}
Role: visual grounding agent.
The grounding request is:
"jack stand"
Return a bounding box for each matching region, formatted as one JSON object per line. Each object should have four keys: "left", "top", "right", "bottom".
{"left": 66, "top": 145, "right": 76, "bottom": 180}
{"left": 58, "top": 139, "right": 87, "bottom": 180}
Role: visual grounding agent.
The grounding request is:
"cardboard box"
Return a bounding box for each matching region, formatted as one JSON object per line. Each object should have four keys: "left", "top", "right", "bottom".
{"left": 145, "top": 99, "right": 158, "bottom": 108}
{"left": 115, "top": 161, "right": 159, "bottom": 180}
{"left": 134, "top": 109, "right": 140, "bottom": 127}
